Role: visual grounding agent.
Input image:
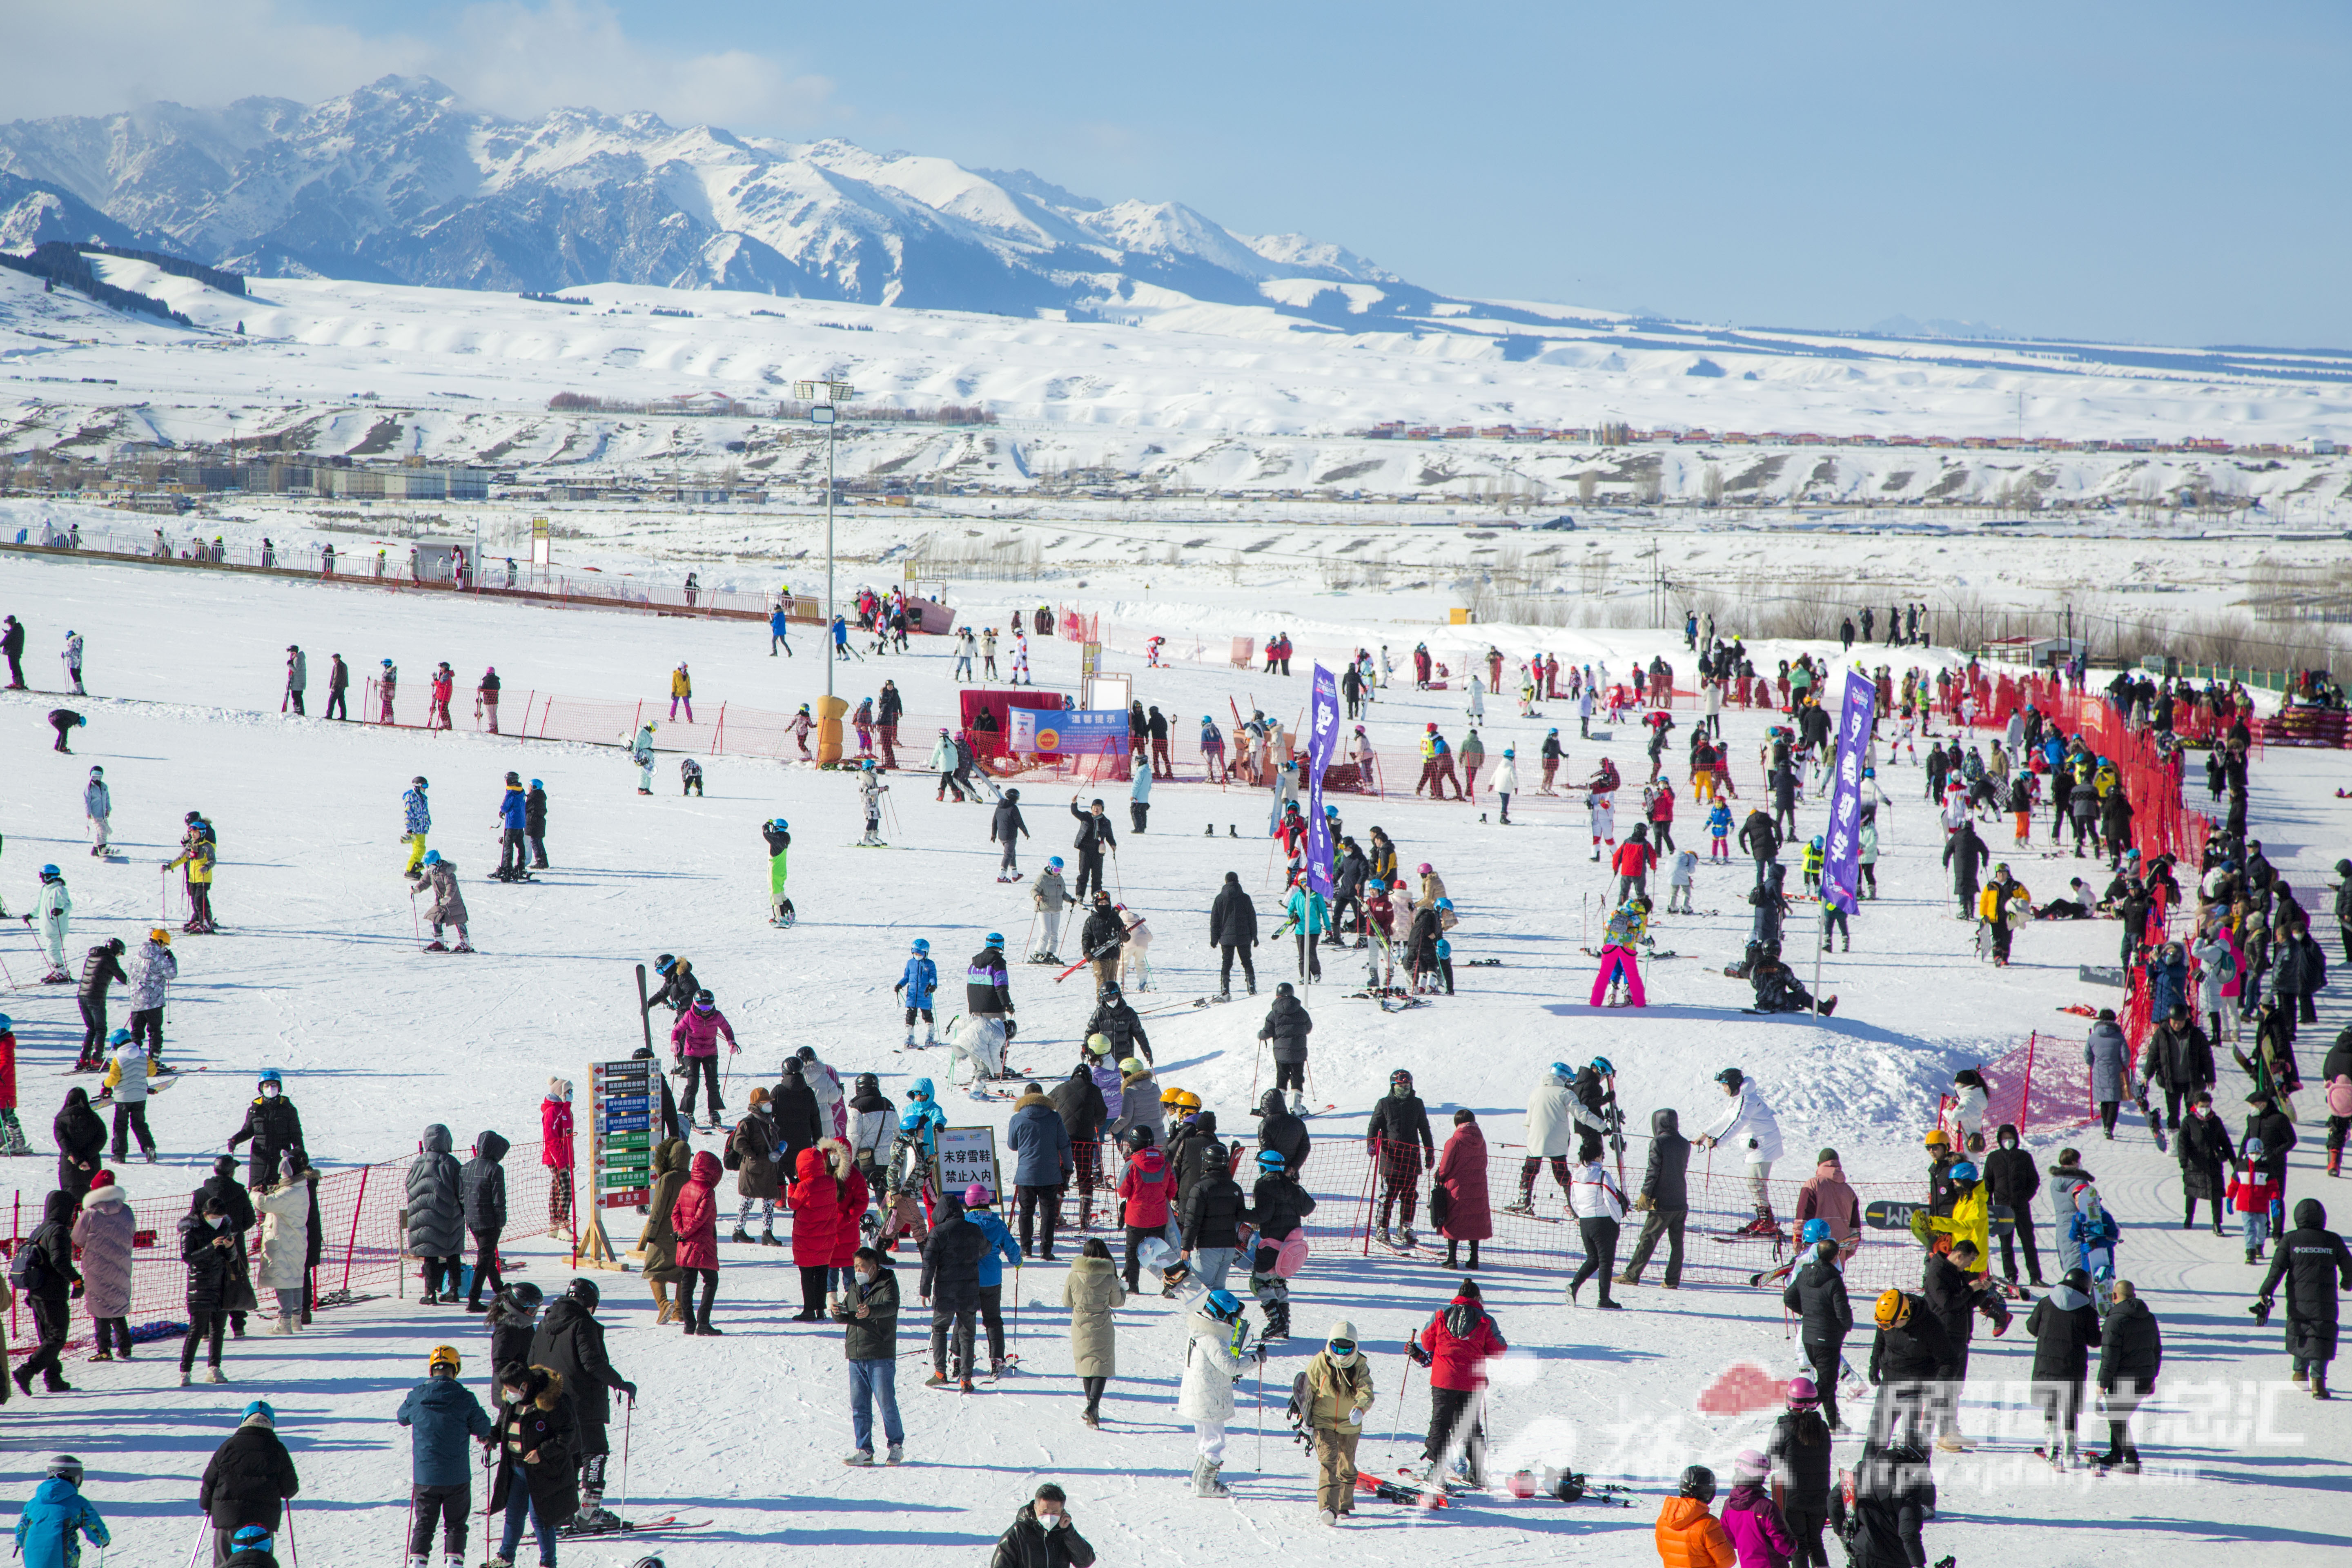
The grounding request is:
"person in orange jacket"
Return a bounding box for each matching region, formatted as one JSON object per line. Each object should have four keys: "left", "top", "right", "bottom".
{"left": 1655, "top": 1463, "right": 1737, "bottom": 1567}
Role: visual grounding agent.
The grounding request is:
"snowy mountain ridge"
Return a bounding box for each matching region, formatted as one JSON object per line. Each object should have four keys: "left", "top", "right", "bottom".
{"left": 0, "top": 75, "right": 1412, "bottom": 321}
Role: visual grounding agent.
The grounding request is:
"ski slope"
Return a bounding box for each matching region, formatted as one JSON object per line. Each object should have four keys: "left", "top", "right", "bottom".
{"left": 0, "top": 548, "right": 2345, "bottom": 1566}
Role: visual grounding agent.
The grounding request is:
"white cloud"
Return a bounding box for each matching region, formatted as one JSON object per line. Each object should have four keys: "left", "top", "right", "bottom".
{"left": 0, "top": 0, "right": 834, "bottom": 131}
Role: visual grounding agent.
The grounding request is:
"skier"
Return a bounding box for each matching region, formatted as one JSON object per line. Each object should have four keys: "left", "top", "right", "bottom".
{"left": 1032, "top": 858, "right": 1069, "bottom": 962}
{"left": 82, "top": 767, "right": 109, "bottom": 857}
{"left": 1367, "top": 1068, "right": 1434, "bottom": 1248}
{"left": 493, "top": 773, "right": 531, "bottom": 880}
{"left": 630, "top": 723, "right": 658, "bottom": 794}
{"left": 1068, "top": 796, "right": 1116, "bottom": 900}
{"left": 101, "top": 1028, "right": 158, "bottom": 1162}
{"left": 12, "top": 1454, "right": 109, "bottom": 1568}
{"left": 1590, "top": 900, "right": 1647, "bottom": 1008}
{"left": 965, "top": 931, "right": 1016, "bottom": 1048}
{"left": 47, "top": 708, "right": 83, "bottom": 753}
{"left": 1409, "top": 1278, "right": 1505, "bottom": 1486}
{"left": 1697, "top": 1067, "right": 1784, "bottom": 1236}
{"left": 1172, "top": 1289, "right": 1260, "bottom": 1499}
{"left": 1587, "top": 772, "right": 1616, "bottom": 861}
{"left": 896, "top": 939, "right": 939, "bottom": 1048}
{"left": 1210, "top": 870, "right": 1258, "bottom": 998}
{"left": 1087, "top": 982, "right": 1152, "bottom": 1068}
{"left": 764, "top": 818, "right": 792, "bottom": 925}
{"left": 528, "top": 1278, "right": 635, "bottom": 1528}
{"left": 406, "top": 851, "right": 470, "bottom": 953}
{"left": 401, "top": 776, "right": 432, "bottom": 874}
{"left": 31, "top": 866, "right": 73, "bottom": 982}
{"left": 1243, "top": 1146, "right": 1314, "bottom": 1341}
{"left": 396, "top": 1344, "right": 494, "bottom": 1568}
{"left": 931, "top": 728, "right": 969, "bottom": 802}
{"left": 858, "top": 760, "right": 889, "bottom": 845}
{"left": 992, "top": 787, "right": 1028, "bottom": 881}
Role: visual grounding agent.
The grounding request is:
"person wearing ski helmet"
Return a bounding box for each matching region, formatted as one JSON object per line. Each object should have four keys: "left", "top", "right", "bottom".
{"left": 762, "top": 817, "right": 792, "bottom": 924}
{"left": 525, "top": 780, "right": 550, "bottom": 869}
{"left": 397, "top": 1343, "right": 494, "bottom": 1568}
{"left": 991, "top": 786, "right": 1029, "bottom": 881}
{"left": 401, "top": 775, "right": 432, "bottom": 874}
{"left": 1243, "top": 1147, "right": 1312, "bottom": 1341}
{"left": 1654, "top": 1463, "right": 1733, "bottom": 1560}
{"left": 527, "top": 1278, "right": 635, "bottom": 1525}
{"left": 228, "top": 1070, "right": 304, "bottom": 1192}
{"left": 1866, "top": 1286, "right": 1953, "bottom": 1454}
{"left": 494, "top": 772, "right": 529, "bottom": 880}
{"left": 895, "top": 939, "right": 940, "bottom": 1048}
{"left": 1697, "top": 1067, "right": 1784, "bottom": 1238}
{"left": 1299, "top": 1319, "right": 1375, "bottom": 1523}
{"left": 17, "top": 1454, "right": 109, "bottom": 1566}
{"left": 406, "top": 848, "right": 469, "bottom": 953}
{"left": 1176, "top": 1287, "right": 1261, "bottom": 1498}
{"left": 1367, "top": 1069, "right": 1434, "bottom": 1249}
{"left": 1768, "top": 1379, "right": 1835, "bottom": 1563}
{"left": 199, "top": 1400, "right": 299, "bottom": 1564}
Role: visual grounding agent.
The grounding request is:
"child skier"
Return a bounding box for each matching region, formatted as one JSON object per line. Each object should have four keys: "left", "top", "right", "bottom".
{"left": 896, "top": 940, "right": 939, "bottom": 1048}
{"left": 1667, "top": 848, "right": 1698, "bottom": 913}
{"left": 1591, "top": 901, "right": 1646, "bottom": 1008}
{"left": 1707, "top": 798, "right": 1733, "bottom": 861}
{"left": 1031, "top": 858, "right": 1069, "bottom": 962}
{"left": 858, "top": 762, "right": 889, "bottom": 846}
{"left": 2229, "top": 1137, "right": 2278, "bottom": 1264}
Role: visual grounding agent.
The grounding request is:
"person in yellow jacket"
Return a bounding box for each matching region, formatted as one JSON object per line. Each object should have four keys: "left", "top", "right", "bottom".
{"left": 1300, "top": 1320, "right": 1376, "bottom": 1523}
{"left": 162, "top": 837, "right": 216, "bottom": 933}
{"left": 1927, "top": 1159, "right": 1991, "bottom": 1267}
{"left": 1975, "top": 866, "right": 2029, "bottom": 966}
{"left": 669, "top": 662, "right": 694, "bottom": 723}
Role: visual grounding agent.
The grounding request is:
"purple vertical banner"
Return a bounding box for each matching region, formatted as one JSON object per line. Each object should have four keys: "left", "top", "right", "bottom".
{"left": 1305, "top": 664, "right": 1341, "bottom": 895}
{"left": 1820, "top": 668, "right": 1876, "bottom": 914}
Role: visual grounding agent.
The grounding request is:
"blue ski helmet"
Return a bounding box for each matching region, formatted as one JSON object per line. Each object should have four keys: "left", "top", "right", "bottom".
{"left": 898, "top": 1109, "right": 926, "bottom": 1131}
{"left": 258, "top": 1068, "right": 283, "bottom": 1085}
{"left": 0, "top": 1015, "right": 11, "bottom": 1032}
{"left": 1550, "top": 1062, "right": 1572, "bottom": 1079}
{"left": 769, "top": 818, "right": 787, "bottom": 831}
{"left": 1204, "top": 1289, "right": 1245, "bottom": 1322}
{"left": 1048, "top": 856, "right": 1064, "bottom": 869}
{"left": 911, "top": 939, "right": 929, "bottom": 954}
{"left": 530, "top": 779, "right": 543, "bottom": 790}
{"left": 984, "top": 932, "right": 1004, "bottom": 947}
{"left": 39, "top": 864, "right": 60, "bottom": 879}
{"left": 1948, "top": 1160, "right": 1978, "bottom": 1184}
{"left": 1256, "top": 1148, "right": 1286, "bottom": 1172}
{"left": 421, "top": 850, "right": 441, "bottom": 865}
{"left": 230, "top": 1526, "right": 273, "bottom": 1552}
{"left": 243, "top": 1399, "right": 275, "bottom": 1423}
{"left": 108, "top": 1028, "right": 131, "bottom": 1045}
{"left": 1800, "top": 1218, "right": 1833, "bottom": 1248}
{"left": 1589, "top": 1056, "right": 1616, "bottom": 1077}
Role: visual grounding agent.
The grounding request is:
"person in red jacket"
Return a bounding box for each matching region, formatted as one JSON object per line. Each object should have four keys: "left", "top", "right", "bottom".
{"left": 1116, "top": 1130, "right": 1173, "bottom": 1292}
{"left": 790, "top": 1146, "right": 842, "bottom": 1321}
{"left": 1410, "top": 1278, "right": 1507, "bottom": 1485}
{"left": 1613, "top": 824, "right": 1659, "bottom": 905}
{"left": 826, "top": 1139, "right": 869, "bottom": 1314}
{"left": 670, "top": 1150, "right": 723, "bottom": 1335}
{"left": 1647, "top": 780, "right": 1677, "bottom": 855}
{"left": 541, "top": 1078, "right": 575, "bottom": 1238}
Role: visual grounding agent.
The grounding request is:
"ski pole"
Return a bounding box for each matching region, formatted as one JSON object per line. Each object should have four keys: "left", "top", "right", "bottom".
{"left": 1255, "top": 1354, "right": 1266, "bottom": 1470}
{"left": 284, "top": 1497, "right": 298, "bottom": 1568}
{"left": 619, "top": 1392, "right": 633, "bottom": 1514}
{"left": 185, "top": 1519, "right": 206, "bottom": 1568}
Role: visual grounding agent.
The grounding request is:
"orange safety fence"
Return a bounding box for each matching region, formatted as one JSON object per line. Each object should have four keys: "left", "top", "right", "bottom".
{"left": 5, "top": 1140, "right": 566, "bottom": 1354}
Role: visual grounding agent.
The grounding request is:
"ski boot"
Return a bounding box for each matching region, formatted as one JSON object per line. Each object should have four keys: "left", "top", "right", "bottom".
{"left": 1288, "top": 1091, "right": 1307, "bottom": 1116}
{"left": 1378, "top": 1226, "right": 1396, "bottom": 1249}
{"left": 1399, "top": 1227, "right": 1418, "bottom": 1250}
{"left": 925, "top": 1023, "right": 938, "bottom": 1047}
{"left": 904, "top": 1029, "right": 917, "bottom": 1048}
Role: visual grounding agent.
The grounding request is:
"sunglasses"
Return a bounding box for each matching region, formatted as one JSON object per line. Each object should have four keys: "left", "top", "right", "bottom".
{"left": 1328, "top": 1339, "right": 1357, "bottom": 1356}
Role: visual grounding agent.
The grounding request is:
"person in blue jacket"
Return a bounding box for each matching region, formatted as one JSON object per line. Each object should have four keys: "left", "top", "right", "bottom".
{"left": 14, "top": 1454, "right": 108, "bottom": 1568}
{"left": 493, "top": 772, "right": 530, "bottom": 882}
{"left": 831, "top": 615, "right": 851, "bottom": 661}
{"left": 395, "top": 1344, "right": 494, "bottom": 1568}
{"left": 962, "top": 1182, "right": 1024, "bottom": 1376}
{"left": 769, "top": 605, "right": 793, "bottom": 657}
{"left": 895, "top": 939, "right": 939, "bottom": 1049}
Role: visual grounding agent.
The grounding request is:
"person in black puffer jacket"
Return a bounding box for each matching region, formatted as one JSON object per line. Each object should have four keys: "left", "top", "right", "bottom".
{"left": 1766, "top": 1376, "right": 1836, "bottom": 1565}
{"left": 1256, "top": 984, "right": 1312, "bottom": 1114}
{"left": 199, "top": 1403, "right": 300, "bottom": 1566}
{"left": 1922, "top": 1243, "right": 2007, "bottom": 1448}
{"left": 2094, "top": 1280, "right": 2162, "bottom": 1468}
{"left": 1828, "top": 1439, "right": 1935, "bottom": 1568}
{"left": 1178, "top": 1159, "right": 1246, "bottom": 1293}
{"left": 1085, "top": 986, "right": 1152, "bottom": 1067}
{"left": 488, "top": 1363, "right": 577, "bottom": 1561}
{"left": 1620, "top": 1107, "right": 1690, "bottom": 1289}
{"left": 1982, "top": 1124, "right": 2044, "bottom": 1287}
{"left": 2256, "top": 1197, "right": 2352, "bottom": 1396}
{"left": 1209, "top": 870, "right": 1259, "bottom": 997}
{"left": 1050, "top": 1065, "right": 1109, "bottom": 1229}
{"left": 178, "top": 1194, "right": 251, "bottom": 1382}
{"left": 2025, "top": 1268, "right": 2102, "bottom": 1465}
{"left": 461, "top": 1130, "right": 510, "bottom": 1311}
{"left": 11, "top": 1191, "right": 80, "bottom": 1394}
{"left": 2175, "top": 1092, "right": 2234, "bottom": 1235}
{"left": 1866, "top": 1289, "right": 1953, "bottom": 1451}
{"left": 486, "top": 1283, "right": 544, "bottom": 1397}
{"left": 921, "top": 1192, "right": 989, "bottom": 1386}
{"left": 770, "top": 1061, "right": 825, "bottom": 1167}
{"left": 227, "top": 1076, "right": 305, "bottom": 1191}
{"left": 989, "top": 1485, "right": 1097, "bottom": 1568}
{"left": 1782, "top": 1238, "right": 1853, "bottom": 1432}
{"left": 528, "top": 1280, "right": 635, "bottom": 1521}
{"left": 1366, "top": 1069, "right": 1433, "bottom": 1243}
{"left": 1243, "top": 1147, "right": 1316, "bottom": 1341}
{"left": 1170, "top": 1110, "right": 1224, "bottom": 1214}
{"left": 52, "top": 1086, "right": 106, "bottom": 1200}
{"left": 1254, "top": 1087, "right": 1311, "bottom": 1178}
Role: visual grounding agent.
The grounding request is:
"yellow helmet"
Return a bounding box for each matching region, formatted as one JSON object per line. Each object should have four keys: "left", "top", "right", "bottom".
{"left": 1161, "top": 1087, "right": 1201, "bottom": 1111}
{"left": 1923, "top": 1129, "right": 1950, "bottom": 1149}
{"left": 428, "top": 1344, "right": 462, "bottom": 1377}
{"left": 149, "top": 929, "right": 172, "bottom": 946}
{"left": 1873, "top": 1289, "right": 1910, "bottom": 1330}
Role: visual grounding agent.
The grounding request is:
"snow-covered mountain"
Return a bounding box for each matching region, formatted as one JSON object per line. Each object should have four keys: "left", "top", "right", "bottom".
{"left": 0, "top": 75, "right": 1430, "bottom": 321}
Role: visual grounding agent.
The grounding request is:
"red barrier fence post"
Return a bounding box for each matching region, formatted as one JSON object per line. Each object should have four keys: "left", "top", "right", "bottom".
{"left": 341, "top": 1164, "right": 371, "bottom": 1296}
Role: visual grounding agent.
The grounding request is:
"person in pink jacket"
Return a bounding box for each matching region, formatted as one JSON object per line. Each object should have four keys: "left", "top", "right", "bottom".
{"left": 1717, "top": 1448, "right": 1795, "bottom": 1567}
{"left": 541, "top": 1077, "right": 576, "bottom": 1237}
{"left": 669, "top": 990, "right": 738, "bottom": 1129}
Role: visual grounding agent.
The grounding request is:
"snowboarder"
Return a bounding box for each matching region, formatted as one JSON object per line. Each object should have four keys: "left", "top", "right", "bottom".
{"left": 31, "top": 866, "right": 72, "bottom": 982}
{"left": 631, "top": 722, "right": 658, "bottom": 794}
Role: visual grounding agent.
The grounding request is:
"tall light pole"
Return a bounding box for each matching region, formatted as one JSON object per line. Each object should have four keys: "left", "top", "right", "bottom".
{"left": 797, "top": 379, "right": 855, "bottom": 698}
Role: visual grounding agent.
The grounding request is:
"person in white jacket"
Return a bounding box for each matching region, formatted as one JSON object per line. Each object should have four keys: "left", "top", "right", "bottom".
{"left": 1566, "top": 1155, "right": 1628, "bottom": 1307}
{"left": 33, "top": 866, "right": 73, "bottom": 982}
{"left": 125, "top": 929, "right": 177, "bottom": 1060}
{"left": 1949, "top": 1069, "right": 1989, "bottom": 1149}
{"left": 1511, "top": 1064, "right": 1607, "bottom": 1214}
{"left": 795, "top": 1046, "right": 846, "bottom": 1138}
{"left": 1490, "top": 749, "right": 1520, "bottom": 826}
{"left": 61, "top": 630, "right": 85, "bottom": 695}
{"left": 1695, "top": 1067, "right": 1785, "bottom": 1236}
{"left": 83, "top": 766, "right": 111, "bottom": 855}
{"left": 1175, "top": 1290, "right": 1259, "bottom": 1497}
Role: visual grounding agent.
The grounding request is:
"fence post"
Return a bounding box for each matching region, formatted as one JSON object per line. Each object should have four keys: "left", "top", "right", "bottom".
{"left": 340, "top": 1164, "right": 372, "bottom": 1296}
{"left": 711, "top": 703, "right": 726, "bottom": 757}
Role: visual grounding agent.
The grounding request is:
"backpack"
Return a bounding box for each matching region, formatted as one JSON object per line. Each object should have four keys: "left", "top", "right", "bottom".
{"left": 8, "top": 1233, "right": 53, "bottom": 1295}
{"left": 2329, "top": 1076, "right": 2352, "bottom": 1118}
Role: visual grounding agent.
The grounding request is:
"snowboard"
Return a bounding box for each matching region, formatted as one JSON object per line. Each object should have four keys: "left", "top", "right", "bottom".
{"left": 1359, "top": 1472, "right": 1447, "bottom": 1509}
{"left": 1864, "top": 1199, "right": 2017, "bottom": 1232}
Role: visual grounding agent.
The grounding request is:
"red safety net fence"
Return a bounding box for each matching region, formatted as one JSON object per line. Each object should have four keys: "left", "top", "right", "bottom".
{"left": 4, "top": 1141, "right": 566, "bottom": 1355}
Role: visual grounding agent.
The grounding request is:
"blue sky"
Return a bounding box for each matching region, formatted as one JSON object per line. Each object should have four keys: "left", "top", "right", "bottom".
{"left": 17, "top": 0, "right": 2352, "bottom": 345}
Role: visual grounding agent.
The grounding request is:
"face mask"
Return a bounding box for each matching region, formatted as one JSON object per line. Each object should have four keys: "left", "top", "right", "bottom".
{"left": 1042, "top": 1513, "right": 1065, "bottom": 1530}
{"left": 856, "top": 1268, "right": 878, "bottom": 1287}
{"left": 261, "top": 1084, "right": 280, "bottom": 1098}
{"left": 209, "top": 1213, "right": 227, "bottom": 1228}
